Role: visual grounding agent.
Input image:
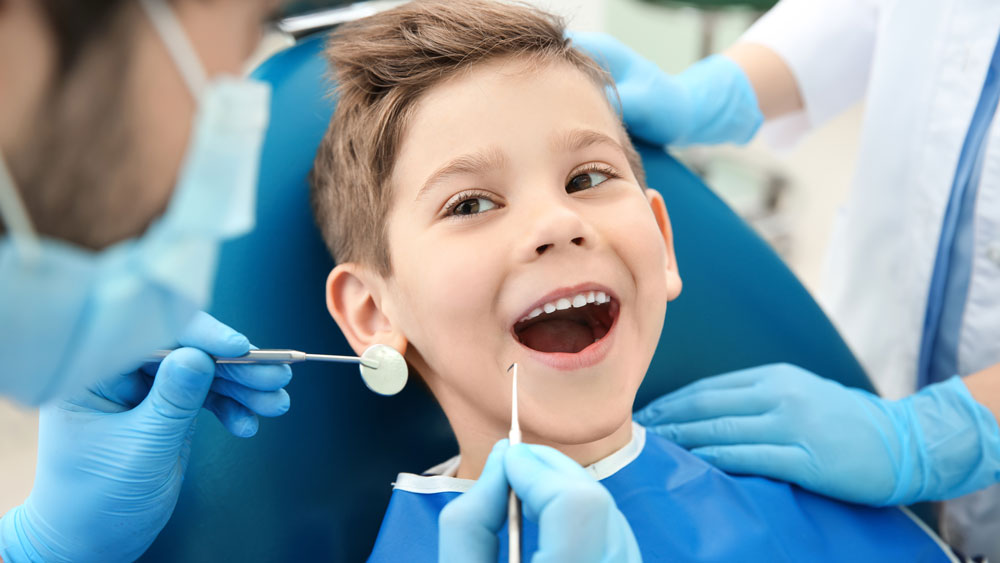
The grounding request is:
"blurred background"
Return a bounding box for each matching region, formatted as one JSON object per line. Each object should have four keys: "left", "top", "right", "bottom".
{"left": 0, "top": 0, "right": 862, "bottom": 515}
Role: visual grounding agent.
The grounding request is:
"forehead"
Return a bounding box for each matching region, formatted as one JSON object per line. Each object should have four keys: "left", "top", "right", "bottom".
{"left": 392, "top": 57, "right": 623, "bottom": 190}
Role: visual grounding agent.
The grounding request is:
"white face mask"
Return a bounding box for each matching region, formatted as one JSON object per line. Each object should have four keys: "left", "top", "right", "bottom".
{"left": 0, "top": 0, "right": 271, "bottom": 405}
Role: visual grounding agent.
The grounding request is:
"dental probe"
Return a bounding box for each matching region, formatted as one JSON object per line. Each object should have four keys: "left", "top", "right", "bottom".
{"left": 146, "top": 344, "right": 409, "bottom": 396}
{"left": 507, "top": 362, "right": 523, "bottom": 563}
{"left": 147, "top": 348, "right": 379, "bottom": 368}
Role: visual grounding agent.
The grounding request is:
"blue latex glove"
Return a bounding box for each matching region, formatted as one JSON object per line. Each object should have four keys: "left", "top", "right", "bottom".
{"left": 0, "top": 312, "right": 292, "bottom": 562}
{"left": 569, "top": 31, "right": 763, "bottom": 147}
{"left": 635, "top": 363, "right": 1000, "bottom": 506}
{"left": 439, "top": 440, "right": 640, "bottom": 562}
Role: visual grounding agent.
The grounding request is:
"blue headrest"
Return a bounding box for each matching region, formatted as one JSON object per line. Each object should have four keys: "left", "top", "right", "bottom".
{"left": 141, "top": 33, "right": 869, "bottom": 561}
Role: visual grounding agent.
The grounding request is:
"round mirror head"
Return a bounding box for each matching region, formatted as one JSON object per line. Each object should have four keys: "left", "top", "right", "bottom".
{"left": 359, "top": 344, "right": 408, "bottom": 396}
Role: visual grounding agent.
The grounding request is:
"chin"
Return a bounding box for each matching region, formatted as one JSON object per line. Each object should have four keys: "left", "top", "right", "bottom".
{"left": 522, "top": 395, "right": 635, "bottom": 447}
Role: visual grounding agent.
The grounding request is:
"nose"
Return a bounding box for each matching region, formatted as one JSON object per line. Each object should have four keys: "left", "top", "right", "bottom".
{"left": 516, "top": 199, "right": 595, "bottom": 262}
{"left": 535, "top": 235, "right": 584, "bottom": 255}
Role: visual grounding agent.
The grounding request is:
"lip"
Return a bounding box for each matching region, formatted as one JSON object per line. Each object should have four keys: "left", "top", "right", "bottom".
{"left": 510, "top": 282, "right": 620, "bottom": 371}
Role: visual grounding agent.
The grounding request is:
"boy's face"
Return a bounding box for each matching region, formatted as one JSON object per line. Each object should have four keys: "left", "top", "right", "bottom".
{"left": 337, "top": 57, "right": 680, "bottom": 449}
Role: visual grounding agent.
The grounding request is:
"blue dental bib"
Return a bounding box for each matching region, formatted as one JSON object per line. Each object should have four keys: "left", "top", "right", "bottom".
{"left": 369, "top": 425, "right": 953, "bottom": 562}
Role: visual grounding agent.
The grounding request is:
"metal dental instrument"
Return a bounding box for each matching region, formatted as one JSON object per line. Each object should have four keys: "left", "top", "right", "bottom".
{"left": 146, "top": 343, "right": 409, "bottom": 396}
{"left": 507, "top": 362, "right": 522, "bottom": 563}
{"left": 147, "top": 348, "right": 377, "bottom": 367}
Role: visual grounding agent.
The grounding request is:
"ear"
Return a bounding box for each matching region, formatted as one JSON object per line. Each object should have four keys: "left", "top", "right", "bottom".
{"left": 326, "top": 263, "right": 408, "bottom": 358}
{"left": 646, "top": 189, "right": 682, "bottom": 301}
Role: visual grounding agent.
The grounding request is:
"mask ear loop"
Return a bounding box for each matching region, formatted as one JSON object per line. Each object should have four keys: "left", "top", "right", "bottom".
{"left": 0, "top": 154, "right": 41, "bottom": 263}
{"left": 138, "top": 0, "right": 209, "bottom": 101}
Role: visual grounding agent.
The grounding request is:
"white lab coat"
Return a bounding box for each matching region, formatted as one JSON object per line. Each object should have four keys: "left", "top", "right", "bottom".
{"left": 742, "top": 0, "right": 1000, "bottom": 558}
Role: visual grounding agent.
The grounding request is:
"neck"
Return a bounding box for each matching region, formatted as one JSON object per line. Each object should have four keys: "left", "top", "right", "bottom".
{"left": 451, "top": 415, "right": 634, "bottom": 480}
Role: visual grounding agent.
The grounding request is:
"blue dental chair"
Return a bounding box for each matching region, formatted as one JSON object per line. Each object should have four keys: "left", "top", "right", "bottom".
{"left": 140, "top": 31, "right": 874, "bottom": 562}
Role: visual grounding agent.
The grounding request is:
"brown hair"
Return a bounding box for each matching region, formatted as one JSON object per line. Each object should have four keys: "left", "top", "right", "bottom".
{"left": 310, "top": 0, "right": 645, "bottom": 275}
{"left": 38, "top": 0, "right": 132, "bottom": 79}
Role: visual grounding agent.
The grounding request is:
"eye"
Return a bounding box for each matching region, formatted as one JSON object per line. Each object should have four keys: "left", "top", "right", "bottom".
{"left": 566, "top": 166, "right": 615, "bottom": 194}
{"left": 453, "top": 197, "right": 496, "bottom": 215}
{"left": 445, "top": 192, "right": 499, "bottom": 218}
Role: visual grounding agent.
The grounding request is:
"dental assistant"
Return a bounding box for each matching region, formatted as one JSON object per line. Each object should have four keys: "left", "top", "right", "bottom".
{"left": 0, "top": 2, "right": 637, "bottom": 561}
{"left": 574, "top": 0, "right": 1000, "bottom": 557}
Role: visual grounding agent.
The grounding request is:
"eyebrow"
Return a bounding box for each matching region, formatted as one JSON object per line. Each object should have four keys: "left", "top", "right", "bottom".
{"left": 551, "top": 129, "right": 627, "bottom": 156}
{"left": 415, "top": 147, "right": 508, "bottom": 202}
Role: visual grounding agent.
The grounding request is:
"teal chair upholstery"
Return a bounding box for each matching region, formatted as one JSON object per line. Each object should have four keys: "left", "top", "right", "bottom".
{"left": 140, "top": 33, "right": 871, "bottom": 562}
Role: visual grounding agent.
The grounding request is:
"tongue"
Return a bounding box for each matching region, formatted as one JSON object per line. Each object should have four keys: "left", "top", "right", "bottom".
{"left": 517, "top": 319, "right": 594, "bottom": 353}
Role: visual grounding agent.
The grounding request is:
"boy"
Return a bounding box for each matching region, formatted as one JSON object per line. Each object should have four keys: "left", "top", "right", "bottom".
{"left": 310, "top": 1, "right": 957, "bottom": 560}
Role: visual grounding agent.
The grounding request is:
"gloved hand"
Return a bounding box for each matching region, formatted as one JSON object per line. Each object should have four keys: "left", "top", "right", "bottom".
{"left": 635, "top": 363, "right": 1000, "bottom": 506}
{"left": 439, "top": 440, "right": 640, "bottom": 562}
{"left": 569, "top": 31, "right": 763, "bottom": 147}
{"left": 0, "top": 312, "right": 292, "bottom": 563}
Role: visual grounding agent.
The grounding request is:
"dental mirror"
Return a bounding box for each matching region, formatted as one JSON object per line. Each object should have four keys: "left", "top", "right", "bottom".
{"left": 359, "top": 344, "right": 408, "bottom": 396}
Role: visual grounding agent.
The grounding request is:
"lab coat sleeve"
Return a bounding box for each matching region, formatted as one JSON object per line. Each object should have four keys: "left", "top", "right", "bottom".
{"left": 740, "top": 0, "right": 880, "bottom": 147}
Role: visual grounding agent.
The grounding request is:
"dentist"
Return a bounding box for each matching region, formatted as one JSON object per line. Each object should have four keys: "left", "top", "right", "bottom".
{"left": 0, "top": 1, "right": 639, "bottom": 561}
{"left": 574, "top": 0, "right": 1000, "bottom": 556}
{"left": 0, "top": 0, "right": 293, "bottom": 560}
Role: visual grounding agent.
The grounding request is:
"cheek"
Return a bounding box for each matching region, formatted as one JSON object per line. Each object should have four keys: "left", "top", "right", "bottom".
{"left": 390, "top": 228, "right": 513, "bottom": 424}
{"left": 0, "top": 6, "right": 55, "bottom": 149}
{"left": 390, "top": 226, "right": 506, "bottom": 361}
{"left": 128, "top": 28, "right": 194, "bottom": 217}
{"left": 603, "top": 198, "right": 670, "bottom": 354}
{"left": 606, "top": 197, "right": 671, "bottom": 297}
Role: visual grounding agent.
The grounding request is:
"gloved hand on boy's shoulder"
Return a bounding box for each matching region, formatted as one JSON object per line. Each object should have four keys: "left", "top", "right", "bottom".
{"left": 636, "top": 363, "right": 1000, "bottom": 506}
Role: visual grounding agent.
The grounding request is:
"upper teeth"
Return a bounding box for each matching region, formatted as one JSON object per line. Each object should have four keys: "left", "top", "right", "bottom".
{"left": 521, "top": 291, "right": 610, "bottom": 322}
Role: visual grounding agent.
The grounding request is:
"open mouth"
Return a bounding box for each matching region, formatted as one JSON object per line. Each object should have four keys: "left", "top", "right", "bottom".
{"left": 512, "top": 289, "right": 619, "bottom": 354}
